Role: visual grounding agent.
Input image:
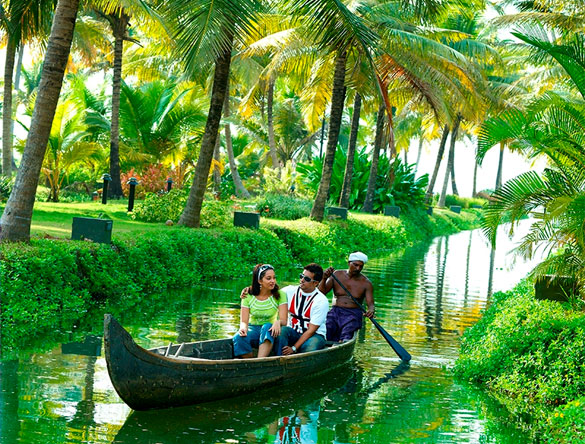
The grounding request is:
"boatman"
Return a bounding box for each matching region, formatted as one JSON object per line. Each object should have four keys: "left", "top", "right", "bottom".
{"left": 319, "top": 252, "right": 375, "bottom": 342}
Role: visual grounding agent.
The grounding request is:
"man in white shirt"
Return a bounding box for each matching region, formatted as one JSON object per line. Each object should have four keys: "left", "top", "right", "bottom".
{"left": 277, "top": 263, "right": 329, "bottom": 355}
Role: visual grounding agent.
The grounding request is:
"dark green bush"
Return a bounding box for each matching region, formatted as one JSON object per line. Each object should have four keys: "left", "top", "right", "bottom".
{"left": 132, "top": 189, "right": 187, "bottom": 222}
{"left": 0, "top": 228, "right": 293, "bottom": 349}
{"left": 444, "top": 194, "right": 487, "bottom": 209}
{"left": 132, "top": 191, "right": 232, "bottom": 227}
{"left": 254, "top": 193, "right": 312, "bottom": 220}
{"left": 200, "top": 200, "right": 233, "bottom": 228}
{"left": 454, "top": 280, "right": 585, "bottom": 443}
{"left": 297, "top": 149, "right": 428, "bottom": 212}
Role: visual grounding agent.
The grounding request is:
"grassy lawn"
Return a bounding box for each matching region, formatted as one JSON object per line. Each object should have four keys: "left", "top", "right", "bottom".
{"left": 2, "top": 200, "right": 170, "bottom": 240}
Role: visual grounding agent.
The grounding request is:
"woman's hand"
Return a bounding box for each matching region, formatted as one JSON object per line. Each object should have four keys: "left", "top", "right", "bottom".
{"left": 240, "top": 287, "right": 250, "bottom": 299}
{"left": 269, "top": 321, "right": 281, "bottom": 337}
{"left": 239, "top": 324, "right": 248, "bottom": 336}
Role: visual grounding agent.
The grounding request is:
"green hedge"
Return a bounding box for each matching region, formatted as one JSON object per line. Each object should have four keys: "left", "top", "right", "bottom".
{"left": 263, "top": 207, "right": 481, "bottom": 264}
{"left": 453, "top": 280, "right": 585, "bottom": 443}
{"left": 0, "top": 228, "right": 292, "bottom": 347}
{"left": 0, "top": 207, "right": 480, "bottom": 350}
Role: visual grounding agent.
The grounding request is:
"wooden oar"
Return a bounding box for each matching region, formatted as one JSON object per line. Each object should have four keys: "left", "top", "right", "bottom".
{"left": 331, "top": 273, "right": 411, "bottom": 362}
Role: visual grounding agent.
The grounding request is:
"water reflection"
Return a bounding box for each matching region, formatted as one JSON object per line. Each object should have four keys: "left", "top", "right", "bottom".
{"left": 1, "top": 222, "right": 543, "bottom": 443}
{"left": 0, "top": 360, "right": 20, "bottom": 444}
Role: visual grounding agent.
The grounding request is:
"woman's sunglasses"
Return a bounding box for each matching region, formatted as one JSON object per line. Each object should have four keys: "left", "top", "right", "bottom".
{"left": 299, "top": 273, "right": 316, "bottom": 283}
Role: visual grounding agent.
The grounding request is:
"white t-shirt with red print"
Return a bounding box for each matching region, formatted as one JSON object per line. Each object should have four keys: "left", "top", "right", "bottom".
{"left": 281, "top": 285, "right": 328, "bottom": 338}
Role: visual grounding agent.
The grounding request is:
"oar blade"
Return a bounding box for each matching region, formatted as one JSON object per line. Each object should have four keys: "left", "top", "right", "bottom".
{"left": 371, "top": 318, "right": 411, "bottom": 362}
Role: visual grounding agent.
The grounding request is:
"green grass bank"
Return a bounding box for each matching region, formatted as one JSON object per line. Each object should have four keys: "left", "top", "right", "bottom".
{"left": 0, "top": 203, "right": 480, "bottom": 351}
{"left": 454, "top": 280, "right": 585, "bottom": 443}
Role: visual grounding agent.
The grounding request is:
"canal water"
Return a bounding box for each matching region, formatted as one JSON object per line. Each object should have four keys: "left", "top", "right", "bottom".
{"left": 0, "top": 223, "right": 541, "bottom": 444}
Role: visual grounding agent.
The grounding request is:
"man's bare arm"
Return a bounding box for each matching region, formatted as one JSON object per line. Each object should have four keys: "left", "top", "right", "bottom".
{"left": 318, "top": 267, "right": 335, "bottom": 294}
{"left": 364, "top": 280, "right": 375, "bottom": 318}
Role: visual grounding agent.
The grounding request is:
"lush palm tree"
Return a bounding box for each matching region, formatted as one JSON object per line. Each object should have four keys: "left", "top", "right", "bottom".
{"left": 93, "top": 0, "right": 161, "bottom": 198}
{"left": 162, "top": 0, "right": 262, "bottom": 228}
{"left": 223, "top": 78, "right": 251, "bottom": 198}
{"left": 41, "top": 98, "right": 101, "bottom": 201}
{"left": 339, "top": 91, "right": 362, "bottom": 208}
{"left": 362, "top": 104, "right": 385, "bottom": 213}
{"left": 0, "top": 0, "right": 80, "bottom": 242}
{"left": 281, "top": 0, "right": 379, "bottom": 221}
{"left": 117, "top": 80, "right": 206, "bottom": 168}
{"left": 2, "top": 0, "right": 55, "bottom": 177}
{"left": 480, "top": 29, "right": 585, "bottom": 289}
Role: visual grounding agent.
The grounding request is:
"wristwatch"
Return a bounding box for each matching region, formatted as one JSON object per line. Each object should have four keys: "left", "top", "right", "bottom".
{"left": 291, "top": 345, "right": 297, "bottom": 353}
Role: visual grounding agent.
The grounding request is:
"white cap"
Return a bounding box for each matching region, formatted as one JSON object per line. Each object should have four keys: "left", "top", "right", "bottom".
{"left": 348, "top": 251, "right": 368, "bottom": 264}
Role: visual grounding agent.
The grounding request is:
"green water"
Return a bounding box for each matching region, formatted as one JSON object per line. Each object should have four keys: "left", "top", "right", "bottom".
{"left": 0, "top": 225, "right": 540, "bottom": 443}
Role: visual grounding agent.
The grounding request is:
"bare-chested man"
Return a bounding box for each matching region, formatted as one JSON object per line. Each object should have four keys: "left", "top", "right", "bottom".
{"left": 318, "top": 251, "right": 375, "bottom": 342}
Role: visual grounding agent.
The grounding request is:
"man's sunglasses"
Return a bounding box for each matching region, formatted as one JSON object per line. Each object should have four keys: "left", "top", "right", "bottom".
{"left": 299, "top": 273, "right": 316, "bottom": 283}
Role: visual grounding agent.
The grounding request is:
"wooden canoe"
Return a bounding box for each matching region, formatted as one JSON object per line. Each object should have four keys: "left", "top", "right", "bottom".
{"left": 104, "top": 314, "right": 356, "bottom": 410}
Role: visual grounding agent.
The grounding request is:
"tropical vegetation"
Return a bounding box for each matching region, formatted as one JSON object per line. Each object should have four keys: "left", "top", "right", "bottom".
{"left": 3, "top": 0, "right": 585, "bottom": 439}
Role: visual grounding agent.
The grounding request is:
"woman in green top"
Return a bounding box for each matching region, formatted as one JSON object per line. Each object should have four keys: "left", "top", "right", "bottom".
{"left": 234, "top": 264, "right": 288, "bottom": 358}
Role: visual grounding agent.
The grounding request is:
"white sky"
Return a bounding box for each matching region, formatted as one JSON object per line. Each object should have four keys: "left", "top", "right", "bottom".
{"left": 412, "top": 137, "right": 545, "bottom": 197}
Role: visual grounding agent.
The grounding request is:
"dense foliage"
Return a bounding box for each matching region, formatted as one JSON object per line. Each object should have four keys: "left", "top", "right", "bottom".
{"left": 454, "top": 281, "right": 585, "bottom": 443}
{"left": 253, "top": 193, "right": 312, "bottom": 220}
{"left": 0, "top": 208, "right": 479, "bottom": 349}
{"left": 297, "top": 149, "right": 428, "bottom": 211}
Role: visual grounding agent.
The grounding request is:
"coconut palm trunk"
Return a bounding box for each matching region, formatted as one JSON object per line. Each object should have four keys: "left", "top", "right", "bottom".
{"left": 425, "top": 125, "right": 450, "bottom": 203}
{"left": 266, "top": 77, "right": 280, "bottom": 169}
{"left": 339, "top": 92, "right": 361, "bottom": 208}
{"left": 472, "top": 144, "right": 478, "bottom": 197}
{"left": 2, "top": 38, "right": 16, "bottom": 177}
{"left": 310, "top": 50, "right": 347, "bottom": 221}
{"left": 0, "top": 0, "right": 80, "bottom": 242}
{"left": 413, "top": 135, "right": 423, "bottom": 175}
{"left": 10, "top": 44, "right": 25, "bottom": 172}
{"left": 223, "top": 82, "right": 250, "bottom": 198}
{"left": 179, "top": 36, "right": 232, "bottom": 228}
{"left": 108, "top": 12, "right": 129, "bottom": 198}
{"left": 212, "top": 136, "right": 222, "bottom": 194}
{"left": 495, "top": 141, "right": 504, "bottom": 190}
{"left": 449, "top": 147, "right": 459, "bottom": 196}
{"left": 438, "top": 116, "right": 460, "bottom": 207}
{"left": 362, "top": 105, "right": 385, "bottom": 213}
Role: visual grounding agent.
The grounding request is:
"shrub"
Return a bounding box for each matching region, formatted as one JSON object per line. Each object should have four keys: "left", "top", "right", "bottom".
{"left": 0, "top": 228, "right": 294, "bottom": 350}
{"left": 444, "top": 194, "right": 487, "bottom": 209}
{"left": 200, "top": 200, "right": 232, "bottom": 228}
{"left": 132, "top": 189, "right": 188, "bottom": 222}
{"left": 254, "top": 193, "right": 312, "bottom": 220}
{"left": 454, "top": 280, "right": 585, "bottom": 442}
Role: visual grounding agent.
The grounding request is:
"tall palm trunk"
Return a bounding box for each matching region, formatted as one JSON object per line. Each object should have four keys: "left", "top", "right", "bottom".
{"left": 339, "top": 92, "right": 361, "bottom": 208}
{"left": 425, "top": 125, "right": 449, "bottom": 204}
{"left": 438, "top": 116, "right": 460, "bottom": 207}
{"left": 2, "top": 38, "right": 16, "bottom": 177}
{"left": 10, "top": 44, "right": 25, "bottom": 172}
{"left": 472, "top": 143, "right": 478, "bottom": 197}
{"left": 413, "top": 135, "right": 423, "bottom": 175}
{"left": 495, "top": 141, "right": 505, "bottom": 190}
{"left": 362, "top": 105, "right": 385, "bottom": 213}
{"left": 0, "top": 0, "right": 80, "bottom": 242}
{"left": 224, "top": 82, "right": 250, "bottom": 198}
{"left": 449, "top": 143, "right": 459, "bottom": 196}
{"left": 212, "top": 135, "right": 221, "bottom": 193}
{"left": 179, "top": 36, "right": 232, "bottom": 228}
{"left": 266, "top": 77, "right": 279, "bottom": 169}
{"left": 108, "top": 12, "right": 128, "bottom": 198}
{"left": 310, "top": 50, "right": 347, "bottom": 221}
